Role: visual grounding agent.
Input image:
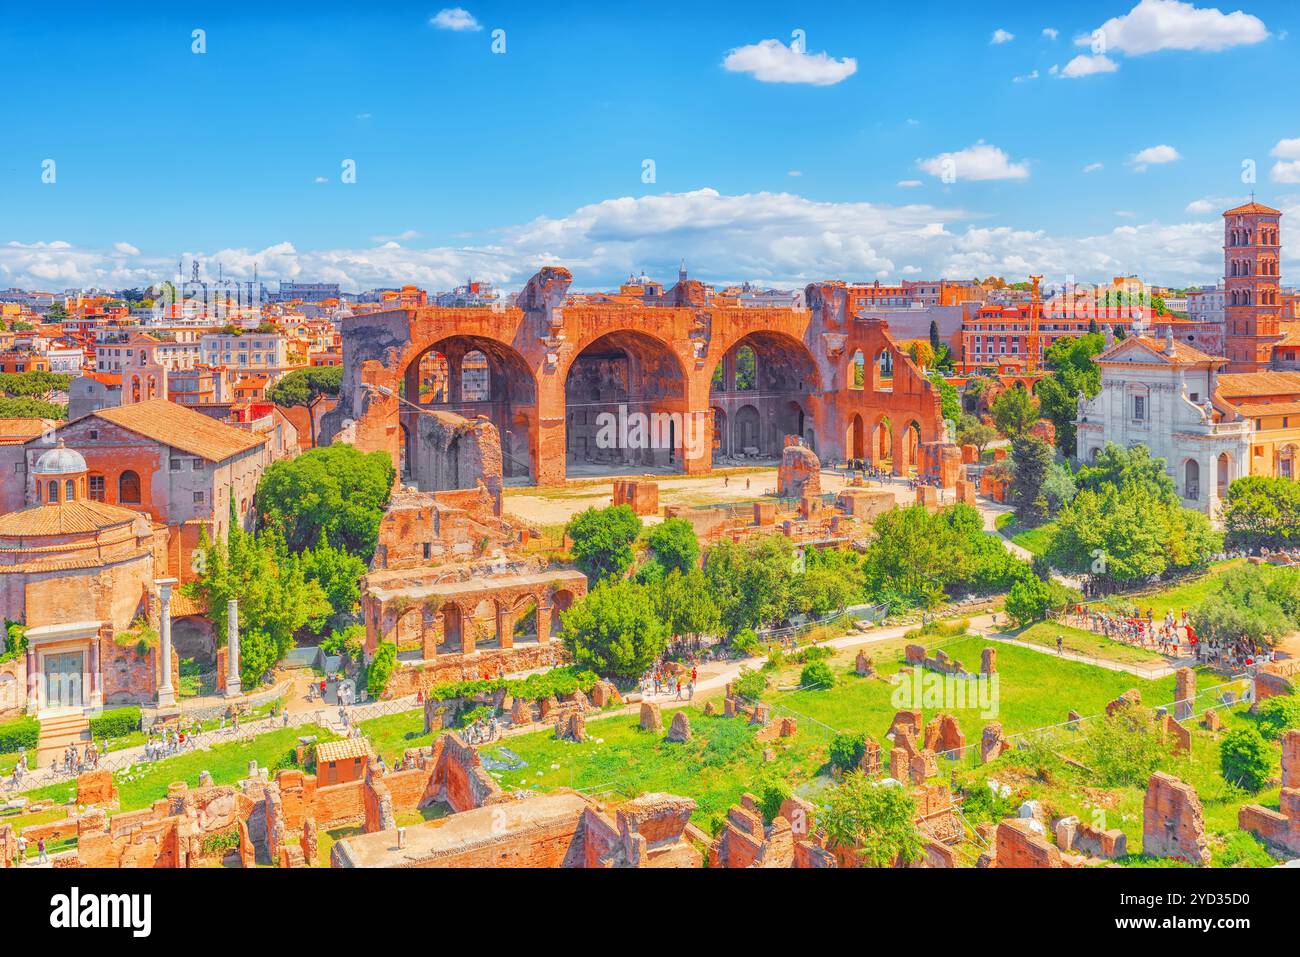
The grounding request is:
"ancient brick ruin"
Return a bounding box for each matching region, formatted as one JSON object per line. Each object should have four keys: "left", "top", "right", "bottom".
{"left": 1142, "top": 772, "right": 1210, "bottom": 865}
{"left": 321, "top": 267, "right": 956, "bottom": 487}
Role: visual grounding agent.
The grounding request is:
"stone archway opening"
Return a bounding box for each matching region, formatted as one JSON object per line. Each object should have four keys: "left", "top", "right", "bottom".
{"left": 564, "top": 330, "right": 688, "bottom": 477}
{"left": 710, "top": 331, "right": 820, "bottom": 462}
{"left": 847, "top": 413, "right": 865, "bottom": 463}
{"left": 401, "top": 335, "right": 537, "bottom": 485}
{"left": 871, "top": 416, "right": 893, "bottom": 470}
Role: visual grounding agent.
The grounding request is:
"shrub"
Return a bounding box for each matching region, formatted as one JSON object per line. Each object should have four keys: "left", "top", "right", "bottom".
{"left": 1084, "top": 704, "right": 1166, "bottom": 788}
{"left": 800, "top": 661, "right": 835, "bottom": 690}
{"left": 0, "top": 715, "right": 39, "bottom": 754}
{"left": 732, "top": 667, "right": 768, "bottom": 701}
{"left": 366, "top": 642, "right": 397, "bottom": 700}
{"left": 1254, "top": 695, "right": 1300, "bottom": 741}
{"left": 1220, "top": 727, "right": 1272, "bottom": 792}
{"left": 756, "top": 778, "right": 793, "bottom": 823}
{"left": 88, "top": 706, "right": 141, "bottom": 740}
{"left": 829, "top": 731, "right": 866, "bottom": 772}
{"left": 730, "top": 628, "right": 761, "bottom": 656}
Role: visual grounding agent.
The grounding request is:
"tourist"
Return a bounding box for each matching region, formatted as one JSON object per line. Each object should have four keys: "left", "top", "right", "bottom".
{"left": 1056, "top": 635, "right": 1064, "bottom": 656}
{"left": 37, "top": 837, "right": 47, "bottom": 864}
{"left": 15, "top": 833, "right": 26, "bottom": 866}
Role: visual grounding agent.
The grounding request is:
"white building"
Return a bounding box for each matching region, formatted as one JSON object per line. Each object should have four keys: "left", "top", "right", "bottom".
{"left": 1187, "top": 283, "right": 1225, "bottom": 324}
{"left": 1075, "top": 329, "right": 1250, "bottom": 516}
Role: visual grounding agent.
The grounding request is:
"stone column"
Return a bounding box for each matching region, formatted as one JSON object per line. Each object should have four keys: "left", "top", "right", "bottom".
{"left": 89, "top": 636, "right": 102, "bottom": 709}
{"left": 25, "top": 647, "right": 39, "bottom": 714}
{"left": 497, "top": 603, "right": 513, "bottom": 650}
{"left": 536, "top": 599, "right": 552, "bottom": 646}
{"left": 155, "top": 578, "right": 178, "bottom": 708}
{"left": 225, "top": 598, "right": 242, "bottom": 697}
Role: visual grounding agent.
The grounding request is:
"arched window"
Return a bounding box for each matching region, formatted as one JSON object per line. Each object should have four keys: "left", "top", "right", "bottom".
{"left": 118, "top": 470, "right": 141, "bottom": 504}
{"left": 65, "top": 479, "right": 75, "bottom": 501}
{"left": 47, "top": 480, "right": 58, "bottom": 503}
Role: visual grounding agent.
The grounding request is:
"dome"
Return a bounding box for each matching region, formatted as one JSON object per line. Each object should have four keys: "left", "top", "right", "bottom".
{"left": 33, "top": 440, "right": 87, "bottom": 476}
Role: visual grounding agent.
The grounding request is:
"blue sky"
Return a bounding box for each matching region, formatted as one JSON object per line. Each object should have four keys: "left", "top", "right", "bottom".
{"left": 3, "top": 0, "right": 1300, "bottom": 291}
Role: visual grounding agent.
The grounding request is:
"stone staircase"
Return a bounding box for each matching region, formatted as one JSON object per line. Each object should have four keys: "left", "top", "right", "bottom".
{"left": 36, "top": 712, "right": 91, "bottom": 769}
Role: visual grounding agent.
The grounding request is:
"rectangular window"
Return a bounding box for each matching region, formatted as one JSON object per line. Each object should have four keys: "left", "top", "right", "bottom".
{"left": 422, "top": 543, "right": 431, "bottom": 559}
{"left": 88, "top": 474, "right": 105, "bottom": 501}
{"left": 170, "top": 458, "right": 182, "bottom": 471}
{"left": 1133, "top": 395, "right": 1146, "bottom": 421}
{"left": 193, "top": 491, "right": 205, "bottom": 503}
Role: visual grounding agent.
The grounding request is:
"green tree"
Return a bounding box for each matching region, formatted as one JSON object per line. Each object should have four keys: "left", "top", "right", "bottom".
{"left": 1085, "top": 703, "right": 1167, "bottom": 788}
{"left": 1190, "top": 564, "right": 1300, "bottom": 649}
{"left": 1005, "top": 576, "right": 1076, "bottom": 627}
{"left": 186, "top": 515, "right": 330, "bottom": 687}
{"left": 990, "top": 386, "right": 1038, "bottom": 439}
{"left": 0, "top": 397, "right": 65, "bottom": 419}
{"left": 561, "top": 580, "right": 669, "bottom": 681}
{"left": 567, "top": 504, "right": 642, "bottom": 584}
{"left": 927, "top": 370, "right": 962, "bottom": 425}
{"left": 800, "top": 660, "right": 835, "bottom": 689}
{"left": 821, "top": 771, "right": 924, "bottom": 867}
{"left": 266, "top": 366, "right": 343, "bottom": 444}
{"left": 1009, "top": 435, "right": 1054, "bottom": 526}
{"left": 255, "top": 443, "right": 394, "bottom": 557}
{"left": 654, "top": 568, "right": 721, "bottom": 640}
{"left": 1220, "top": 727, "right": 1272, "bottom": 792}
{"left": 1075, "top": 442, "right": 1177, "bottom": 503}
{"left": 299, "top": 529, "right": 368, "bottom": 624}
{"left": 704, "top": 534, "right": 797, "bottom": 634}
{"left": 955, "top": 414, "right": 997, "bottom": 455}
{"left": 1222, "top": 476, "right": 1300, "bottom": 550}
{"left": 1254, "top": 695, "right": 1300, "bottom": 741}
{"left": 829, "top": 732, "right": 867, "bottom": 772}
{"left": 643, "top": 517, "right": 699, "bottom": 576}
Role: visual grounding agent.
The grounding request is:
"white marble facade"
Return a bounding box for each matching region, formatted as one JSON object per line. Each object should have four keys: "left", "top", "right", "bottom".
{"left": 1075, "top": 332, "right": 1250, "bottom": 518}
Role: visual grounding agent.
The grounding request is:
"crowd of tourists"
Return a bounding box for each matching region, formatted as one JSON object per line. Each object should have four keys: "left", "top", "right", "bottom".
{"left": 640, "top": 660, "right": 698, "bottom": 701}
{"left": 1065, "top": 603, "right": 1276, "bottom": 671}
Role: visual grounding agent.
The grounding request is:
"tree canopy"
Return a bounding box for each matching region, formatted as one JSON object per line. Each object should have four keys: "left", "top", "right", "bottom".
{"left": 560, "top": 579, "right": 669, "bottom": 681}
{"left": 255, "top": 443, "right": 395, "bottom": 558}
{"left": 990, "top": 386, "right": 1038, "bottom": 439}
{"left": 566, "top": 504, "right": 642, "bottom": 584}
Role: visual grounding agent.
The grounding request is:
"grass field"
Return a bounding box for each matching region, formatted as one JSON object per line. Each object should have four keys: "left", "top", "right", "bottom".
{"left": 12, "top": 724, "right": 339, "bottom": 814}
{"left": 994, "top": 513, "right": 1057, "bottom": 557}
{"left": 1092, "top": 559, "right": 1246, "bottom": 618}
{"left": 1011, "top": 621, "right": 1169, "bottom": 668}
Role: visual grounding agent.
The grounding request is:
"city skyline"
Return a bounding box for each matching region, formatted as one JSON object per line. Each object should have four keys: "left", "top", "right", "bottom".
{"left": 3, "top": 0, "right": 1300, "bottom": 291}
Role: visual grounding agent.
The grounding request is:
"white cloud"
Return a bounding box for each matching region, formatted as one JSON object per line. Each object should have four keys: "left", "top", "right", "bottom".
{"left": 1060, "top": 53, "right": 1120, "bottom": 77}
{"left": 430, "top": 8, "right": 482, "bottom": 32}
{"left": 1115, "top": 210, "right": 1137, "bottom": 218}
{"left": 112, "top": 242, "right": 140, "bottom": 256}
{"left": 992, "top": 29, "right": 1015, "bottom": 44}
{"left": 1271, "top": 138, "right": 1300, "bottom": 182}
{"left": 1012, "top": 69, "right": 1039, "bottom": 82}
{"left": 370, "top": 229, "right": 423, "bottom": 242}
{"left": 1185, "top": 195, "right": 1237, "bottom": 214}
{"left": 722, "top": 39, "right": 857, "bottom": 85}
{"left": 1043, "top": 27, "right": 1060, "bottom": 40}
{"left": 917, "top": 141, "right": 1031, "bottom": 182}
{"left": 897, "top": 180, "right": 923, "bottom": 188}
{"left": 10, "top": 187, "right": 1280, "bottom": 293}
{"left": 1083, "top": 162, "right": 1105, "bottom": 173}
{"left": 787, "top": 170, "right": 802, "bottom": 177}
{"left": 1080, "top": 0, "right": 1268, "bottom": 56}
{"left": 1131, "top": 144, "right": 1182, "bottom": 170}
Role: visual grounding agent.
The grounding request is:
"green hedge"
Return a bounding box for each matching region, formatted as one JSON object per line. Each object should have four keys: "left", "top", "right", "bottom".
{"left": 426, "top": 666, "right": 600, "bottom": 705}
{"left": 0, "top": 715, "right": 40, "bottom": 754}
{"left": 88, "top": 706, "right": 142, "bottom": 740}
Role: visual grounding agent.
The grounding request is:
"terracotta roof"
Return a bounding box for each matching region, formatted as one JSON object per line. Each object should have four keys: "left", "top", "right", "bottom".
{"left": 1223, "top": 201, "right": 1281, "bottom": 216}
{"left": 90, "top": 399, "right": 266, "bottom": 461}
{"left": 0, "top": 418, "right": 57, "bottom": 444}
{"left": 83, "top": 371, "right": 121, "bottom": 387}
{"left": 1216, "top": 371, "right": 1300, "bottom": 400}
{"left": 169, "top": 592, "right": 208, "bottom": 617}
{"left": 315, "top": 738, "right": 372, "bottom": 763}
{"left": 1228, "top": 400, "right": 1300, "bottom": 419}
{"left": 1096, "top": 335, "right": 1221, "bottom": 365}
{"left": 0, "top": 499, "right": 145, "bottom": 537}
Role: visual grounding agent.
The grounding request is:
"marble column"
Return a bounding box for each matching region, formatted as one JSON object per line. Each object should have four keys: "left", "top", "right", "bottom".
{"left": 155, "top": 578, "right": 178, "bottom": 708}
{"left": 225, "top": 598, "right": 242, "bottom": 697}
{"left": 25, "top": 647, "right": 39, "bottom": 714}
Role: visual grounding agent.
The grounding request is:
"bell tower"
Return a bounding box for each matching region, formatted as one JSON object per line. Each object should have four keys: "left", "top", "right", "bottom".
{"left": 1224, "top": 200, "right": 1283, "bottom": 372}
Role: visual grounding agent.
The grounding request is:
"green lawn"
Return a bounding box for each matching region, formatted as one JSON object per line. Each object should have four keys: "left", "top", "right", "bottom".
{"left": 1093, "top": 559, "right": 1246, "bottom": 618}
{"left": 1011, "top": 621, "right": 1169, "bottom": 668}
{"left": 995, "top": 513, "right": 1056, "bottom": 557}
{"left": 15, "top": 724, "right": 339, "bottom": 813}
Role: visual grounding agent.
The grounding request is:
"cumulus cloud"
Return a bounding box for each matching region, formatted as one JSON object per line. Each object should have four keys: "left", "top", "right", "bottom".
{"left": 1270, "top": 138, "right": 1300, "bottom": 183}
{"left": 112, "top": 242, "right": 140, "bottom": 256}
{"left": 722, "top": 39, "right": 857, "bottom": 85}
{"left": 1060, "top": 53, "right": 1120, "bottom": 77}
{"left": 1012, "top": 69, "right": 1039, "bottom": 82}
{"left": 1043, "top": 27, "right": 1060, "bottom": 40}
{"left": 430, "top": 8, "right": 482, "bottom": 32}
{"left": 991, "top": 29, "right": 1015, "bottom": 44}
{"left": 1080, "top": 0, "right": 1268, "bottom": 56}
{"left": 8, "top": 187, "right": 1281, "bottom": 292}
{"left": 1131, "top": 144, "right": 1182, "bottom": 170}
{"left": 1083, "top": 162, "right": 1105, "bottom": 173}
{"left": 917, "top": 141, "right": 1030, "bottom": 181}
